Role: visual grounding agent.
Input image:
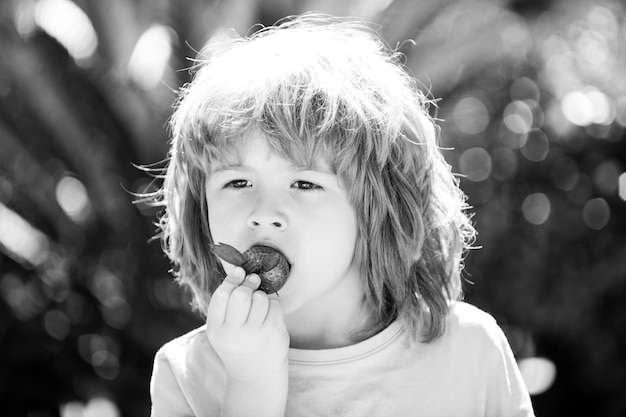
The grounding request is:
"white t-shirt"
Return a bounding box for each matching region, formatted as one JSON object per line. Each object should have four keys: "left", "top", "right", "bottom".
{"left": 150, "top": 302, "right": 535, "bottom": 416}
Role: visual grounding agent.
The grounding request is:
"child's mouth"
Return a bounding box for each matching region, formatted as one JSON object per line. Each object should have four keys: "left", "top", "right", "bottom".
{"left": 210, "top": 243, "right": 291, "bottom": 295}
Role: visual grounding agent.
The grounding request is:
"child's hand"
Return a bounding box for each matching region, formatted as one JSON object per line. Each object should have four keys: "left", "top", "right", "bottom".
{"left": 205, "top": 266, "right": 290, "bottom": 384}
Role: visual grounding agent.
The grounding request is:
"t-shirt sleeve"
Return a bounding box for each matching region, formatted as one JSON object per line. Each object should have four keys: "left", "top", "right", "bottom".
{"left": 485, "top": 324, "right": 536, "bottom": 417}
{"left": 150, "top": 346, "right": 195, "bottom": 417}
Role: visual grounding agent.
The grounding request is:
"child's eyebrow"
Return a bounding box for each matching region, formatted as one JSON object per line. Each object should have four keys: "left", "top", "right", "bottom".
{"left": 211, "top": 161, "right": 334, "bottom": 175}
{"left": 290, "top": 166, "right": 334, "bottom": 176}
{"left": 210, "top": 162, "right": 246, "bottom": 174}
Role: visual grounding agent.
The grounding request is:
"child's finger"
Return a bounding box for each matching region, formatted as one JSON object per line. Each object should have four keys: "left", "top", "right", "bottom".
{"left": 246, "top": 290, "right": 270, "bottom": 326}
{"left": 222, "top": 266, "right": 246, "bottom": 287}
{"left": 224, "top": 285, "right": 254, "bottom": 324}
{"left": 206, "top": 267, "right": 246, "bottom": 326}
{"left": 240, "top": 273, "right": 261, "bottom": 291}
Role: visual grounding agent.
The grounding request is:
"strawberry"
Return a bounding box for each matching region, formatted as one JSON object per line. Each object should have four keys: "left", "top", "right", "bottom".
{"left": 210, "top": 242, "right": 291, "bottom": 295}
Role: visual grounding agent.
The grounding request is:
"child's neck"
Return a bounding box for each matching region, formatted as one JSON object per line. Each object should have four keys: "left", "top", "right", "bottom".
{"left": 286, "top": 310, "right": 374, "bottom": 350}
{"left": 284, "top": 283, "right": 377, "bottom": 350}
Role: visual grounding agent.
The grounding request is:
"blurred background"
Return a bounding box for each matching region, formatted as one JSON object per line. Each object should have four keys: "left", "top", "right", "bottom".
{"left": 0, "top": 0, "right": 624, "bottom": 415}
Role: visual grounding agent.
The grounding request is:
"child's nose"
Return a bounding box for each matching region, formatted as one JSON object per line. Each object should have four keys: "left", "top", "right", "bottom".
{"left": 247, "top": 199, "right": 288, "bottom": 231}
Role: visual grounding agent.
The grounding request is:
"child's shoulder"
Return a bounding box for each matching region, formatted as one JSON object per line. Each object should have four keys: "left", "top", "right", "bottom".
{"left": 448, "top": 301, "right": 498, "bottom": 326}
{"left": 155, "top": 326, "right": 213, "bottom": 370}
{"left": 444, "top": 301, "right": 507, "bottom": 346}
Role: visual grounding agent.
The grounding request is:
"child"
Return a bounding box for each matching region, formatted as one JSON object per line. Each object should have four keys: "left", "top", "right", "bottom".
{"left": 149, "top": 13, "right": 535, "bottom": 417}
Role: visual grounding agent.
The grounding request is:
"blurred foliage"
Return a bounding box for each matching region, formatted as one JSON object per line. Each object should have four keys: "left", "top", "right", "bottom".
{"left": 0, "top": 0, "right": 625, "bottom": 416}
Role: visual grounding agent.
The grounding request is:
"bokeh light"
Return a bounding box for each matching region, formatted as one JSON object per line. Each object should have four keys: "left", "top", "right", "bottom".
{"left": 522, "top": 192, "right": 551, "bottom": 225}
{"left": 519, "top": 129, "right": 550, "bottom": 162}
{"left": 0, "top": 202, "right": 50, "bottom": 267}
{"left": 60, "top": 397, "right": 121, "bottom": 417}
{"left": 33, "top": 0, "right": 98, "bottom": 63}
{"left": 459, "top": 147, "right": 492, "bottom": 182}
{"left": 77, "top": 333, "right": 121, "bottom": 381}
{"left": 619, "top": 172, "right": 626, "bottom": 202}
{"left": 128, "top": 25, "right": 176, "bottom": 89}
{"left": 518, "top": 357, "right": 557, "bottom": 395}
{"left": 593, "top": 160, "right": 621, "bottom": 195}
{"left": 0, "top": 272, "right": 47, "bottom": 320}
{"left": 83, "top": 397, "right": 121, "bottom": 417}
{"left": 582, "top": 197, "right": 610, "bottom": 230}
{"left": 503, "top": 100, "right": 534, "bottom": 135}
{"left": 60, "top": 401, "right": 84, "bottom": 417}
{"left": 510, "top": 77, "right": 540, "bottom": 102}
{"left": 43, "top": 309, "right": 71, "bottom": 340}
{"left": 453, "top": 96, "right": 490, "bottom": 134}
{"left": 56, "top": 175, "right": 92, "bottom": 224}
{"left": 561, "top": 90, "right": 592, "bottom": 127}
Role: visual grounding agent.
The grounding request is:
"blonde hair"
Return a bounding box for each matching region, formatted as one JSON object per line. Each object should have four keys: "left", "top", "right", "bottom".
{"left": 155, "top": 14, "right": 476, "bottom": 342}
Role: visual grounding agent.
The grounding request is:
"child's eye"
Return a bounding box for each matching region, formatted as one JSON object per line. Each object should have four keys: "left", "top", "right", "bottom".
{"left": 292, "top": 180, "right": 322, "bottom": 191}
{"left": 224, "top": 179, "right": 251, "bottom": 189}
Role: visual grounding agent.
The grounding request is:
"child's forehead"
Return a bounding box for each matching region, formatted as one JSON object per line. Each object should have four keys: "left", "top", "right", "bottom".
{"left": 208, "top": 131, "right": 333, "bottom": 173}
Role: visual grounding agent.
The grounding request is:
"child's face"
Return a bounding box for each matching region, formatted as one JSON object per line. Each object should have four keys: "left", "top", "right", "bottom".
{"left": 205, "top": 130, "right": 362, "bottom": 316}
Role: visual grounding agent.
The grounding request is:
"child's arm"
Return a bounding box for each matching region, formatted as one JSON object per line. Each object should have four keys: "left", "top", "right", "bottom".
{"left": 206, "top": 267, "right": 289, "bottom": 417}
